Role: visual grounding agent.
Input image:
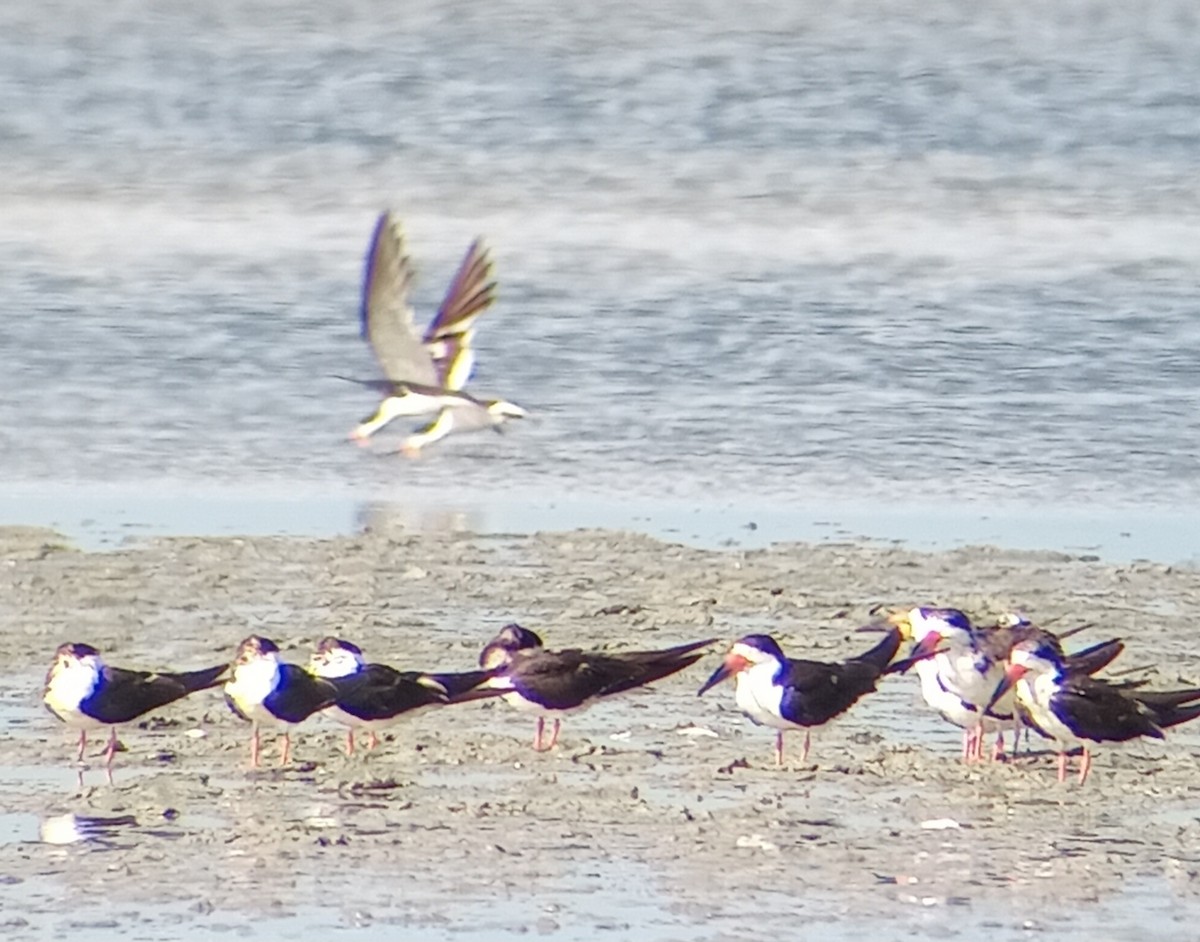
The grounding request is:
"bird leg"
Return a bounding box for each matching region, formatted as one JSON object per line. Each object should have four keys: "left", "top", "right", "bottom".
{"left": 103, "top": 727, "right": 119, "bottom": 769}
{"left": 533, "top": 717, "right": 546, "bottom": 751}
{"left": 250, "top": 724, "right": 261, "bottom": 768}
{"left": 960, "top": 728, "right": 972, "bottom": 763}
{"left": 280, "top": 732, "right": 292, "bottom": 766}
{"left": 345, "top": 729, "right": 356, "bottom": 757}
{"left": 801, "top": 729, "right": 812, "bottom": 764}
{"left": 775, "top": 730, "right": 785, "bottom": 767}
{"left": 368, "top": 731, "right": 380, "bottom": 751}
{"left": 76, "top": 729, "right": 88, "bottom": 762}
{"left": 1078, "top": 747, "right": 1093, "bottom": 786}
{"left": 547, "top": 718, "right": 562, "bottom": 749}
{"left": 1057, "top": 751, "right": 1068, "bottom": 783}
{"left": 990, "top": 729, "right": 1005, "bottom": 763}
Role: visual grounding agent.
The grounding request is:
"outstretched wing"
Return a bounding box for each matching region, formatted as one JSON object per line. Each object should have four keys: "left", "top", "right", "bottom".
{"left": 425, "top": 238, "right": 496, "bottom": 344}
{"left": 432, "top": 334, "right": 477, "bottom": 391}
{"left": 360, "top": 212, "right": 438, "bottom": 386}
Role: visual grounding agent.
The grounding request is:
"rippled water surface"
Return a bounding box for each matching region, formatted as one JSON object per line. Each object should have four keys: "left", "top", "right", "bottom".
{"left": 3, "top": 0, "right": 1200, "bottom": 522}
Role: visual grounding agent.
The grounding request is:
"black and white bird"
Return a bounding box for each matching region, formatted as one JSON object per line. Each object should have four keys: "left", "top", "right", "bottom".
{"left": 889, "top": 607, "right": 1125, "bottom": 762}
{"left": 308, "top": 637, "right": 497, "bottom": 755}
{"left": 987, "top": 635, "right": 1200, "bottom": 785}
{"left": 697, "top": 630, "right": 903, "bottom": 766}
{"left": 478, "top": 624, "right": 716, "bottom": 751}
{"left": 43, "top": 642, "right": 227, "bottom": 776}
{"left": 223, "top": 636, "right": 357, "bottom": 767}
{"left": 346, "top": 212, "right": 526, "bottom": 455}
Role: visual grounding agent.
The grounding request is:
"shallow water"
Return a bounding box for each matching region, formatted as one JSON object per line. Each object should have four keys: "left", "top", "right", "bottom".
{"left": 3, "top": 0, "right": 1200, "bottom": 536}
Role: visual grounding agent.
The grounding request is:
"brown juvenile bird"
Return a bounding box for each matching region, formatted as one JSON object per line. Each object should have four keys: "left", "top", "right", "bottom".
{"left": 478, "top": 624, "right": 716, "bottom": 751}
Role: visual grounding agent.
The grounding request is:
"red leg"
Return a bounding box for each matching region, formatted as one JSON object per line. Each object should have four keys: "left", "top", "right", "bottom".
{"left": 801, "top": 729, "right": 811, "bottom": 764}
{"left": 991, "top": 729, "right": 1005, "bottom": 763}
{"left": 77, "top": 729, "right": 88, "bottom": 762}
{"left": 1078, "top": 747, "right": 1092, "bottom": 786}
{"left": 345, "top": 729, "right": 355, "bottom": 757}
{"left": 250, "top": 724, "right": 261, "bottom": 768}
{"left": 280, "top": 732, "right": 292, "bottom": 766}
{"left": 103, "top": 727, "right": 118, "bottom": 768}
{"left": 774, "top": 730, "right": 785, "bottom": 767}
{"left": 547, "top": 718, "right": 562, "bottom": 749}
{"left": 961, "top": 729, "right": 971, "bottom": 763}
{"left": 368, "top": 731, "right": 379, "bottom": 751}
{"left": 533, "top": 717, "right": 545, "bottom": 751}
{"left": 1057, "top": 751, "right": 1067, "bottom": 783}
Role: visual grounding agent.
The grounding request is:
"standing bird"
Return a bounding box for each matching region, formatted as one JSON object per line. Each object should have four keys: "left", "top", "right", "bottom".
{"left": 697, "top": 629, "right": 903, "bottom": 766}
{"left": 346, "top": 212, "right": 526, "bottom": 455}
{"left": 478, "top": 624, "right": 716, "bottom": 751}
{"left": 889, "top": 608, "right": 1125, "bottom": 763}
{"left": 43, "top": 642, "right": 227, "bottom": 777}
{"left": 224, "top": 636, "right": 354, "bottom": 767}
{"left": 308, "top": 637, "right": 498, "bottom": 755}
{"left": 987, "top": 635, "right": 1200, "bottom": 785}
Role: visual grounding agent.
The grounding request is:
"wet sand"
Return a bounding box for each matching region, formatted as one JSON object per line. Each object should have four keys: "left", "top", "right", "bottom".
{"left": 2, "top": 522, "right": 1200, "bottom": 940}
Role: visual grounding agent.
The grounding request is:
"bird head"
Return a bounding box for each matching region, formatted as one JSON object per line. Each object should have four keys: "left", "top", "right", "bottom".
{"left": 479, "top": 623, "right": 545, "bottom": 669}
{"left": 888, "top": 607, "right": 973, "bottom": 662}
{"left": 697, "top": 634, "right": 785, "bottom": 695}
{"left": 309, "top": 637, "right": 365, "bottom": 679}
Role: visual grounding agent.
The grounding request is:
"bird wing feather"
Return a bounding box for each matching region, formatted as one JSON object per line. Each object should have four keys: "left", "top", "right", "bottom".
{"left": 360, "top": 212, "right": 438, "bottom": 385}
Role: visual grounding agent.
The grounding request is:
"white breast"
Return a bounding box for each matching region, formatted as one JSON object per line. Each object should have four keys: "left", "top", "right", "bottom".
{"left": 44, "top": 663, "right": 104, "bottom": 729}
{"left": 225, "top": 657, "right": 284, "bottom": 726}
{"left": 1018, "top": 674, "right": 1081, "bottom": 748}
{"left": 733, "top": 662, "right": 792, "bottom": 731}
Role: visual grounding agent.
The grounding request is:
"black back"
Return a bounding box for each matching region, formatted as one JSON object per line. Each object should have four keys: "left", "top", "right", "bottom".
{"left": 84, "top": 663, "right": 228, "bottom": 725}
{"left": 509, "top": 643, "right": 712, "bottom": 711}
{"left": 262, "top": 664, "right": 342, "bottom": 723}
{"left": 778, "top": 630, "right": 902, "bottom": 727}
{"left": 334, "top": 663, "right": 450, "bottom": 722}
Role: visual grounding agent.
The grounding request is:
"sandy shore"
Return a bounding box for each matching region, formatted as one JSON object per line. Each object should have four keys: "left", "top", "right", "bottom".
{"left": 2, "top": 521, "right": 1200, "bottom": 940}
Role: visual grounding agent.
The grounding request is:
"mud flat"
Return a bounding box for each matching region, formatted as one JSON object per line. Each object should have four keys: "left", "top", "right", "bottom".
{"left": 1, "top": 522, "right": 1199, "bottom": 941}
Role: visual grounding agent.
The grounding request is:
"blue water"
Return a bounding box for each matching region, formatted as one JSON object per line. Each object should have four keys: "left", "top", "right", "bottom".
{"left": 3, "top": 0, "right": 1200, "bottom": 557}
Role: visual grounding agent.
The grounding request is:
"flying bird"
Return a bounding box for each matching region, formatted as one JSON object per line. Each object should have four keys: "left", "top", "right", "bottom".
{"left": 346, "top": 212, "right": 526, "bottom": 455}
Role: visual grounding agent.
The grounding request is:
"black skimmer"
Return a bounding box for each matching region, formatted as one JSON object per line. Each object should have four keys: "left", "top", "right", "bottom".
{"left": 987, "top": 635, "right": 1200, "bottom": 785}
{"left": 478, "top": 624, "right": 716, "bottom": 751}
{"left": 43, "top": 642, "right": 228, "bottom": 778}
{"left": 224, "top": 636, "right": 356, "bottom": 767}
{"left": 888, "top": 608, "right": 1126, "bottom": 763}
{"left": 697, "top": 629, "right": 903, "bottom": 766}
{"left": 347, "top": 212, "right": 526, "bottom": 455}
{"left": 308, "top": 637, "right": 498, "bottom": 755}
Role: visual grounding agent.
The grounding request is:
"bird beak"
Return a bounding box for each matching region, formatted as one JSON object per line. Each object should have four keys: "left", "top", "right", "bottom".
{"left": 882, "top": 631, "right": 943, "bottom": 676}
{"left": 908, "top": 632, "right": 942, "bottom": 662}
{"left": 697, "top": 653, "right": 748, "bottom": 696}
{"left": 883, "top": 608, "right": 915, "bottom": 642}
{"left": 986, "top": 664, "right": 1028, "bottom": 713}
